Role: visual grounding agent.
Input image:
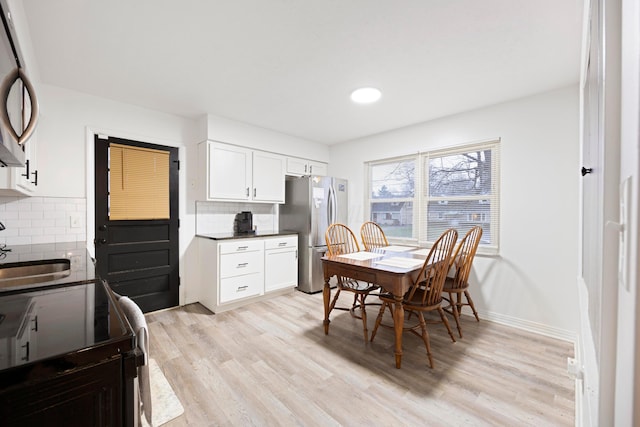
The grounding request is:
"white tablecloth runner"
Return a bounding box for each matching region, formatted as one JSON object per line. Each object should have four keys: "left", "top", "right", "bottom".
{"left": 374, "top": 256, "right": 424, "bottom": 269}
{"left": 337, "top": 251, "right": 382, "bottom": 261}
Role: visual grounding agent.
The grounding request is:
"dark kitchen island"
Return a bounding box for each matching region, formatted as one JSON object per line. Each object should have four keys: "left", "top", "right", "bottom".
{"left": 0, "top": 242, "right": 140, "bottom": 427}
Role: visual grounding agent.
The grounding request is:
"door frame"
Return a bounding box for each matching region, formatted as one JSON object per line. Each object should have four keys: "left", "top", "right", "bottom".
{"left": 84, "top": 126, "right": 187, "bottom": 305}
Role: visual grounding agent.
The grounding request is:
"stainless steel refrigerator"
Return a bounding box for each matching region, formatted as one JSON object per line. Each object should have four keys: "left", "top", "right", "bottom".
{"left": 279, "top": 175, "right": 348, "bottom": 293}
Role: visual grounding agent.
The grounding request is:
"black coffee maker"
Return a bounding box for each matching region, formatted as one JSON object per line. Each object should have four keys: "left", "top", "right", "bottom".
{"left": 234, "top": 211, "right": 254, "bottom": 234}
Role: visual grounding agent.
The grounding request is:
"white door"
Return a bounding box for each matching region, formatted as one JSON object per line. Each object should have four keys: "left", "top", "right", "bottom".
{"left": 579, "top": 0, "right": 620, "bottom": 424}
{"left": 614, "top": 0, "right": 640, "bottom": 423}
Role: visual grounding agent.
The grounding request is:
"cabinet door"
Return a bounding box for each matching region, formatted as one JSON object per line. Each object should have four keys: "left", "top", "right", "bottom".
{"left": 286, "top": 157, "right": 309, "bottom": 176}
{"left": 308, "top": 160, "right": 327, "bottom": 176}
{"left": 0, "top": 357, "right": 122, "bottom": 427}
{"left": 208, "top": 143, "right": 251, "bottom": 200}
{"left": 252, "top": 151, "right": 285, "bottom": 203}
{"left": 285, "top": 157, "right": 327, "bottom": 177}
{"left": 0, "top": 133, "right": 37, "bottom": 196}
{"left": 265, "top": 236, "right": 298, "bottom": 292}
{"left": 265, "top": 247, "right": 297, "bottom": 292}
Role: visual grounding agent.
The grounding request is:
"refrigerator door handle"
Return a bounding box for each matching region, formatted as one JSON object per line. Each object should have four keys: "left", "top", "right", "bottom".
{"left": 328, "top": 185, "right": 337, "bottom": 224}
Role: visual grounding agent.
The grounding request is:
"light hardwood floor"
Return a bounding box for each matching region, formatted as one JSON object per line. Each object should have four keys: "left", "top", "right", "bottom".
{"left": 146, "top": 290, "right": 575, "bottom": 426}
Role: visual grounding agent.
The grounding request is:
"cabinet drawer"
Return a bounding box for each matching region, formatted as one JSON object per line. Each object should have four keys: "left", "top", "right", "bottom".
{"left": 264, "top": 236, "right": 297, "bottom": 250}
{"left": 219, "top": 240, "right": 263, "bottom": 255}
{"left": 219, "top": 251, "right": 262, "bottom": 278}
{"left": 219, "top": 273, "right": 263, "bottom": 303}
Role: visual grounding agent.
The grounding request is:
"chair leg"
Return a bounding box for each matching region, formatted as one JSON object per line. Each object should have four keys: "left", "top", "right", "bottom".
{"left": 370, "top": 301, "right": 388, "bottom": 342}
{"left": 456, "top": 293, "right": 463, "bottom": 315}
{"left": 438, "top": 307, "right": 456, "bottom": 343}
{"left": 351, "top": 292, "right": 359, "bottom": 311}
{"left": 449, "top": 292, "right": 463, "bottom": 339}
{"left": 465, "top": 290, "right": 480, "bottom": 321}
{"left": 417, "top": 312, "right": 434, "bottom": 368}
{"left": 359, "top": 294, "right": 369, "bottom": 342}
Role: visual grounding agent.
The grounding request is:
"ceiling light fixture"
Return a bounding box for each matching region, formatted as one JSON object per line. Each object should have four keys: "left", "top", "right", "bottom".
{"left": 350, "top": 87, "right": 382, "bottom": 104}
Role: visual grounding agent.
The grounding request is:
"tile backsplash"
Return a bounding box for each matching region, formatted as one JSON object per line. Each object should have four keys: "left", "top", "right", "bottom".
{"left": 196, "top": 201, "right": 278, "bottom": 235}
{"left": 0, "top": 196, "right": 87, "bottom": 246}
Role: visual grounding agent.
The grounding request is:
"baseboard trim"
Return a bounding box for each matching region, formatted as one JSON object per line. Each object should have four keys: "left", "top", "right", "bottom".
{"left": 476, "top": 309, "right": 578, "bottom": 343}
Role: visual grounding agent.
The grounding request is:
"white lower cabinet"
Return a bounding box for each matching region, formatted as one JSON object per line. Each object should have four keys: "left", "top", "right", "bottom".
{"left": 264, "top": 236, "right": 298, "bottom": 292}
{"left": 199, "top": 234, "right": 298, "bottom": 313}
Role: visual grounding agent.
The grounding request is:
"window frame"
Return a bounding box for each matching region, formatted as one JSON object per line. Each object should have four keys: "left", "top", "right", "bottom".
{"left": 365, "top": 154, "right": 419, "bottom": 246}
{"left": 365, "top": 139, "right": 500, "bottom": 255}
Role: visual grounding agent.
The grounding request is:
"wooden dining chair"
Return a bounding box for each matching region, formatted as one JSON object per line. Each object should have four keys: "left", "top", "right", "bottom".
{"left": 325, "top": 223, "right": 379, "bottom": 341}
{"left": 442, "top": 225, "right": 483, "bottom": 338}
{"left": 360, "top": 221, "right": 389, "bottom": 251}
{"left": 370, "top": 228, "right": 458, "bottom": 368}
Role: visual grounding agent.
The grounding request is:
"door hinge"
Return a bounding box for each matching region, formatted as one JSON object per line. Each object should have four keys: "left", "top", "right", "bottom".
{"left": 173, "top": 160, "right": 180, "bottom": 170}
{"left": 98, "top": 133, "right": 109, "bottom": 140}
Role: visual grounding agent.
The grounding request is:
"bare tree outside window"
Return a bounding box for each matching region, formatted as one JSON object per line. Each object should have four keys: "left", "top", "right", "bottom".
{"left": 369, "top": 159, "right": 415, "bottom": 238}
{"left": 426, "top": 149, "right": 494, "bottom": 243}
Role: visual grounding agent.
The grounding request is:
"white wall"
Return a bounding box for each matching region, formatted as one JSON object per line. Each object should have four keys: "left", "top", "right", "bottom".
{"left": 34, "top": 84, "right": 195, "bottom": 198}
{"left": 199, "top": 114, "right": 329, "bottom": 162}
{"left": 329, "top": 85, "right": 580, "bottom": 338}
{"left": 26, "top": 84, "right": 329, "bottom": 307}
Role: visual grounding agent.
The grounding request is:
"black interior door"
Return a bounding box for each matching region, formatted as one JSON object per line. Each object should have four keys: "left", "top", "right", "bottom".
{"left": 94, "top": 135, "right": 179, "bottom": 312}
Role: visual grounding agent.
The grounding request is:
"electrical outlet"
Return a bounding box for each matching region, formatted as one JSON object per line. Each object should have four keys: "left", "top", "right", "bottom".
{"left": 69, "top": 212, "right": 82, "bottom": 228}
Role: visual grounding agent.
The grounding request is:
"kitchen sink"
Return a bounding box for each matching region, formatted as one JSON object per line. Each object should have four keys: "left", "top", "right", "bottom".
{"left": 0, "top": 259, "right": 71, "bottom": 288}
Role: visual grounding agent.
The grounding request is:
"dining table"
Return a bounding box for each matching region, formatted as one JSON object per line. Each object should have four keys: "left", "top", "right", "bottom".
{"left": 321, "top": 245, "right": 430, "bottom": 368}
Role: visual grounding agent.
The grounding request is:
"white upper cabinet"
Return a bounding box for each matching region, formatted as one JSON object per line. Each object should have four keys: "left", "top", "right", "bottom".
{"left": 199, "top": 141, "right": 286, "bottom": 203}
{"left": 286, "top": 157, "right": 327, "bottom": 176}
{"left": 207, "top": 142, "right": 252, "bottom": 200}
{"left": 252, "top": 150, "right": 286, "bottom": 202}
{"left": 0, "top": 131, "right": 38, "bottom": 196}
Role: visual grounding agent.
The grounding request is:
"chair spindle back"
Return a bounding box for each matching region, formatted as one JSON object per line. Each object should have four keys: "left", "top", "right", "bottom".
{"left": 406, "top": 228, "right": 458, "bottom": 306}
{"left": 325, "top": 223, "right": 360, "bottom": 256}
{"left": 360, "top": 221, "right": 389, "bottom": 251}
{"left": 449, "top": 226, "right": 483, "bottom": 290}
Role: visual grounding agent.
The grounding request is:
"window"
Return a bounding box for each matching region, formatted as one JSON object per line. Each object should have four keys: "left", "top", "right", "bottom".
{"left": 368, "top": 156, "right": 416, "bottom": 240}
{"left": 366, "top": 140, "right": 500, "bottom": 253}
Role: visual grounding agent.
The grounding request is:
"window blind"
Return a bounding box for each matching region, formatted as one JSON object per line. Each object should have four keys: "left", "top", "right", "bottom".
{"left": 419, "top": 140, "right": 500, "bottom": 253}
{"left": 109, "top": 143, "right": 170, "bottom": 220}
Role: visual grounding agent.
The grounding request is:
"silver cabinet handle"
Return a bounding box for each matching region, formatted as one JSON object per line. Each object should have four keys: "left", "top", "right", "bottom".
{"left": 253, "top": 188, "right": 256, "bottom": 197}
{"left": 246, "top": 187, "right": 250, "bottom": 197}
{"left": 0, "top": 68, "right": 39, "bottom": 146}
{"left": 278, "top": 242, "right": 287, "bottom": 247}
{"left": 236, "top": 246, "right": 248, "bottom": 251}
{"left": 237, "top": 285, "right": 248, "bottom": 291}
{"left": 237, "top": 262, "right": 248, "bottom": 268}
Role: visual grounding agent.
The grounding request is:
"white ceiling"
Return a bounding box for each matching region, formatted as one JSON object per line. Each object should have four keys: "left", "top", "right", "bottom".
{"left": 19, "top": 0, "right": 583, "bottom": 145}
